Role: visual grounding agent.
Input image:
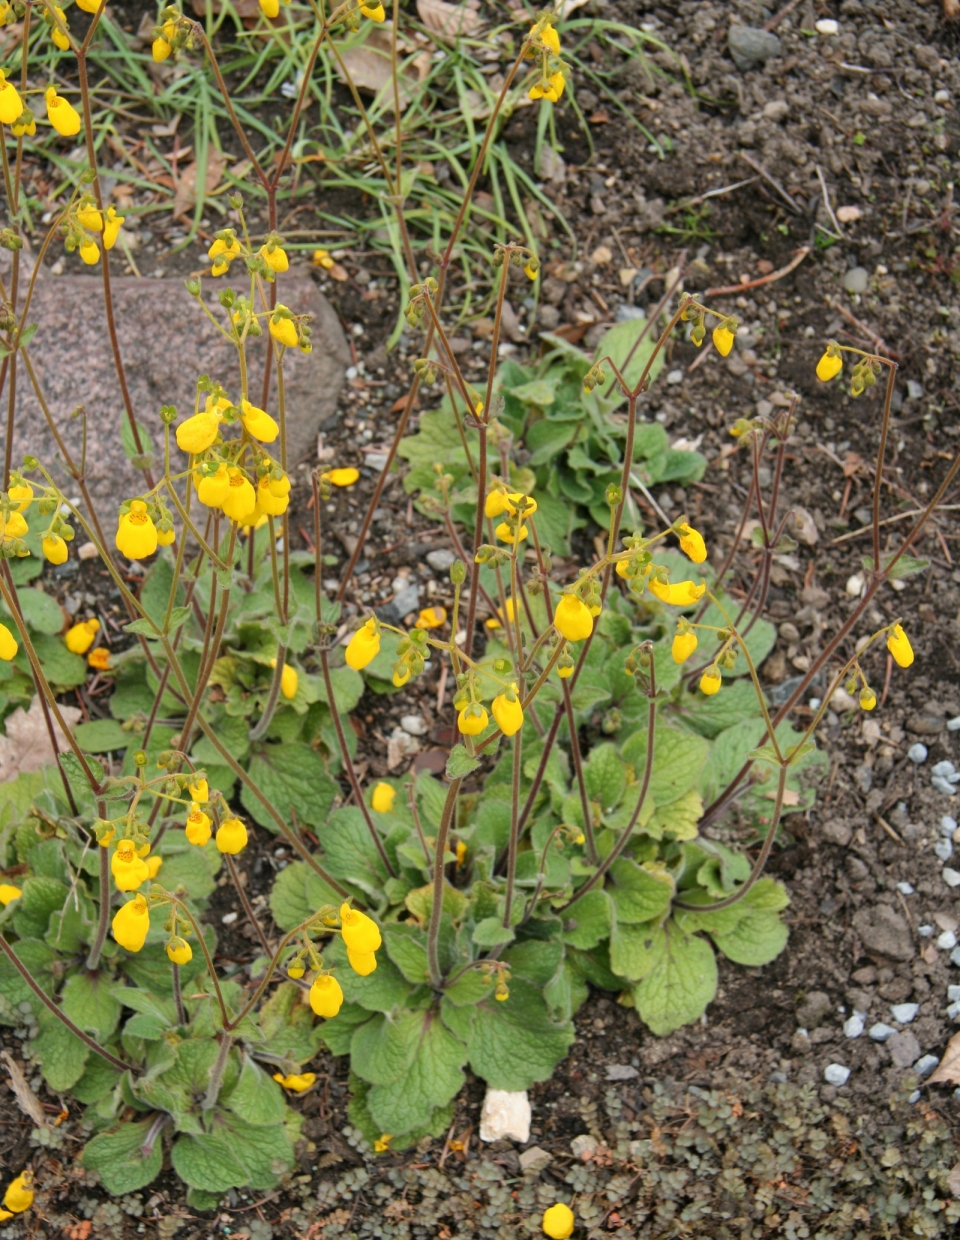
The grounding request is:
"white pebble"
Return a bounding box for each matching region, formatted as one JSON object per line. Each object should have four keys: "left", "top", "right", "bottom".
{"left": 948, "top": 1001, "right": 960, "bottom": 1020}
{"left": 947, "top": 716, "right": 960, "bottom": 732}
{"left": 843, "top": 1012, "right": 865, "bottom": 1039}
{"left": 936, "top": 840, "right": 954, "bottom": 863}
{"left": 815, "top": 18, "right": 839, "bottom": 34}
{"left": 808, "top": 698, "right": 822, "bottom": 710}
{"left": 943, "top": 868, "right": 960, "bottom": 889}
{"left": 934, "top": 89, "right": 951, "bottom": 103}
{"left": 845, "top": 573, "right": 864, "bottom": 597}
{"left": 890, "top": 1003, "right": 919, "bottom": 1024}
{"left": 933, "top": 776, "right": 958, "bottom": 796}
{"left": 400, "top": 714, "right": 429, "bottom": 737}
{"left": 938, "top": 931, "right": 958, "bottom": 951}
{"left": 666, "top": 369, "right": 684, "bottom": 386}
{"left": 942, "top": 816, "right": 959, "bottom": 837}
{"left": 221, "top": 911, "right": 238, "bottom": 925}
{"left": 951, "top": 945, "right": 960, "bottom": 967}
{"left": 948, "top": 985, "right": 960, "bottom": 1002}
{"left": 908, "top": 1089, "right": 921, "bottom": 1104}
{"left": 479, "top": 1088, "right": 531, "bottom": 1143}
{"left": 869, "top": 1023, "right": 896, "bottom": 1042}
{"left": 896, "top": 881, "right": 915, "bottom": 895}
{"left": 570, "top": 1134, "right": 599, "bottom": 1160}
{"left": 908, "top": 743, "right": 928, "bottom": 764}
{"left": 914, "top": 1054, "right": 940, "bottom": 1077}
{"left": 931, "top": 760, "right": 959, "bottom": 780}
{"left": 918, "top": 925, "right": 934, "bottom": 937}
{"left": 823, "top": 1063, "right": 850, "bottom": 1086}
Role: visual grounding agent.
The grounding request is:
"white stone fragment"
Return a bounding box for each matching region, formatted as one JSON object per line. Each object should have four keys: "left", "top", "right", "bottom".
{"left": 947, "top": 716, "right": 960, "bottom": 732}
{"left": 843, "top": 1012, "right": 865, "bottom": 1039}
{"left": 938, "top": 931, "right": 958, "bottom": 951}
{"left": 896, "top": 882, "right": 915, "bottom": 895}
{"left": 221, "top": 911, "right": 238, "bottom": 925}
{"left": 943, "top": 868, "right": 960, "bottom": 889}
{"left": 824, "top": 1064, "right": 850, "bottom": 1086}
{"left": 571, "top": 1134, "right": 599, "bottom": 1160}
{"left": 815, "top": 18, "right": 839, "bottom": 34}
{"left": 918, "top": 925, "right": 934, "bottom": 937}
{"left": 869, "top": 1023, "right": 897, "bottom": 1042}
{"left": 908, "top": 743, "right": 928, "bottom": 764}
{"left": 890, "top": 1003, "right": 919, "bottom": 1024}
{"left": 908, "top": 1089, "right": 921, "bottom": 1104}
{"left": 400, "top": 714, "right": 429, "bottom": 737}
{"left": 948, "top": 1001, "right": 960, "bottom": 1020}
{"left": 914, "top": 1054, "right": 939, "bottom": 1077}
{"left": 479, "top": 1088, "right": 531, "bottom": 1143}
{"left": 952, "top": 946, "right": 960, "bottom": 967}
{"left": 942, "top": 816, "right": 959, "bottom": 837}
{"left": 947, "top": 985, "right": 960, "bottom": 1002}
{"left": 936, "top": 840, "right": 954, "bottom": 863}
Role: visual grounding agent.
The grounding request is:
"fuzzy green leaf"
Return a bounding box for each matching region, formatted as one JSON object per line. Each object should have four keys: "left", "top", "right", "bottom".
{"left": 446, "top": 744, "right": 481, "bottom": 780}
{"left": 562, "top": 888, "right": 613, "bottom": 951}
{"left": 584, "top": 742, "right": 627, "bottom": 813}
{"left": 82, "top": 1119, "right": 163, "bottom": 1195}
{"left": 170, "top": 1131, "right": 247, "bottom": 1193}
{"left": 383, "top": 925, "right": 431, "bottom": 984}
{"left": 268, "top": 860, "right": 344, "bottom": 933}
{"left": 60, "top": 971, "right": 122, "bottom": 1042}
{"left": 472, "top": 917, "right": 515, "bottom": 948}
{"left": 462, "top": 979, "right": 574, "bottom": 1092}
{"left": 607, "top": 858, "right": 674, "bottom": 924}
{"left": 366, "top": 1011, "right": 467, "bottom": 1135}
{"left": 31, "top": 1014, "right": 90, "bottom": 1090}
{"left": 241, "top": 741, "right": 338, "bottom": 830}
{"left": 11, "top": 587, "right": 64, "bottom": 635}
{"left": 632, "top": 921, "right": 718, "bottom": 1036}
{"left": 224, "top": 1054, "right": 287, "bottom": 1127}
{"left": 257, "top": 981, "right": 326, "bottom": 1063}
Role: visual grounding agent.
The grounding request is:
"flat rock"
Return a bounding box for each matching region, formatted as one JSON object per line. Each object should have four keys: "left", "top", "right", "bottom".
{"left": 852, "top": 905, "right": 915, "bottom": 962}
{"left": 728, "top": 25, "right": 782, "bottom": 71}
{"left": 887, "top": 1030, "right": 921, "bottom": 1069}
{"left": 479, "top": 1088, "right": 531, "bottom": 1143}
{"left": 7, "top": 269, "right": 349, "bottom": 507}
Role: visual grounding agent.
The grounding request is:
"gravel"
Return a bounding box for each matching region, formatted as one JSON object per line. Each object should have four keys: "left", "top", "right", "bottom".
{"left": 823, "top": 1063, "right": 850, "bottom": 1087}
{"left": 907, "top": 742, "right": 928, "bottom": 764}
{"left": 843, "top": 1012, "right": 866, "bottom": 1039}
{"left": 869, "top": 1024, "right": 897, "bottom": 1043}
{"left": 843, "top": 267, "right": 869, "bottom": 294}
{"left": 914, "top": 1054, "right": 940, "bottom": 1077}
{"left": 890, "top": 1003, "right": 919, "bottom": 1024}
{"left": 943, "top": 868, "right": 960, "bottom": 889}
{"left": 727, "top": 25, "right": 782, "bottom": 72}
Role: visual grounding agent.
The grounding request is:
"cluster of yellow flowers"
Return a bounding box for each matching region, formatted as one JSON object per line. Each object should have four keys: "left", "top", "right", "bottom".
{"left": 815, "top": 340, "right": 883, "bottom": 397}
{"left": 0, "top": 1172, "right": 33, "bottom": 1224}
{"left": 64, "top": 195, "right": 124, "bottom": 267}
{"left": 526, "top": 21, "right": 566, "bottom": 104}
{"left": 283, "top": 903, "right": 383, "bottom": 1023}
{"left": 2, "top": 475, "right": 81, "bottom": 570}
{"left": 0, "top": 71, "right": 80, "bottom": 138}
{"left": 64, "top": 616, "right": 111, "bottom": 670}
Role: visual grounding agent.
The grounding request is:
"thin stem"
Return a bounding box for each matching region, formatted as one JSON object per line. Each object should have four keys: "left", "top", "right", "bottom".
{"left": 225, "top": 853, "right": 272, "bottom": 957}
{"left": 871, "top": 362, "right": 897, "bottom": 579}
{"left": 502, "top": 727, "right": 523, "bottom": 928}
{"left": 172, "top": 963, "right": 186, "bottom": 1027}
{"left": 202, "top": 1033, "right": 233, "bottom": 1111}
{"left": 84, "top": 845, "right": 111, "bottom": 971}
{"left": 562, "top": 677, "right": 596, "bottom": 864}
{"left": 428, "top": 777, "right": 462, "bottom": 989}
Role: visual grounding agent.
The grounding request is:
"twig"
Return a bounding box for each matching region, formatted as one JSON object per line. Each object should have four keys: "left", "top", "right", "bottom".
{"left": 765, "top": 0, "right": 803, "bottom": 30}
{"left": 705, "top": 247, "right": 810, "bottom": 297}
{"left": 664, "top": 177, "right": 758, "bottom": 216}
{"left": 737, "top": 152, "right": 803, "bottom": 215}
{"left": 829, "top": 505, "right": 959, "bottom": 545}
{"left": 815, "top": 164, "right": 844, "bottom": 236}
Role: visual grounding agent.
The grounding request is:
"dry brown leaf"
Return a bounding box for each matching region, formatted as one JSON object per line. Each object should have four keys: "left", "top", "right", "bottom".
{"left": 337, "top": 26, "right": 431, "bottom": 109}
{"left": 172, "top": 148, "right": 227, "bottom": 219}
{"left": 927, "top": 1031, "right": 960, "bottom": 1086}
{"left": 0, "top": 696, "right": 82, "bottom": 783}
{"left": 416, "top": 0, "right": 481, "bottom": 41}
{"left": 1, "top": 1050, "right": 49, "bottom": 1129}
{"left": 948, "top": 1160, "right": 960, "bottom": 1196}
{"left": 328, "top": 262, "right": 350, "bottom": 282}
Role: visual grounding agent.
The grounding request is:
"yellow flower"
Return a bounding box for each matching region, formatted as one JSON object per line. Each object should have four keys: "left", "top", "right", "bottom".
{"left": 529, "top": 71, "right": 566, "bottom": 103}
{"left": 347, "top": 947, "right": 378, "bottom": 976}
{"left": 79, "top": 239, "right": 100, "bottom": 266}
{"left": 88, "top": 647, "right": 111, "bottom": 671}
{"left": 76, "top": 0, "right": 104, "bottom": 9}
{"left": 45, "top": 87, "right": 81, "bottom": 138}
{"left": 269, "top": 308, "right": 298, "bottom": 348}
{"left": 485, "top": 598, "right": 516, "bottom": 630}
{"left": 554, "top": 594, "right": 593, "bottom": 643}
{"left": 886, "top": 622, "right": 914, "bottom": 668}
{"left": 647, "top": 576, "right": 705, "bottom": 607}
{"left": 165, "top": 936, "right": 192, "bottom": 965}
{"left": 677, "top": 522, "right": 707, "bottom": 564}
{"left": 414, "top": 606, "right": 446, "bottom": 629}
{"left": 712, "top": 321, "right": 736, "bottom": 357}
{"left": 312, "top": 248, "right": 334, "bottom": 268}
{"left": 116, "top": 500, "right": 158, "bottom": 559}
{"left": 0, "top": 883, "right": 22, "bottom": 905}
{"left": 325, "top": 468, "right": 360, "bottom": 487}
{"left": 455, "top": 840, "right": 467, "bottom": 867}
{"left": 145, "top": 855, "right": 163, "bottom": 879}
{"left": 345, "top": 617, "right": 380, "bottom": 670}
{"left": 269, "top": 656, "right": 298, "bottom": 699}
{"left": 152, "top": 34, "right": 171, "bottom": 61}
{"left": 112, "top": 893, "right": 150, "bottom": 952}
{"left": 7, "top": 480, "right": 33, "bottom": 511}
{"left": 49, "top": 5, "right": 70, "bottom": 49}
{"left": 260, "top": 243, "right": 289, "bottom": 273}
{"left": 309, "top": 973, "right": 344, "bottom": 1018}
{"left": 495, "top": 520, "right": 528, "bottom": 544}
{"left": 240, "top": 399, "right": 280, "bottom": 444}
{"left": 373, "top": 1133, "right": 392, "bottom": 1153}
{"left": 557, "top": 662, "right": 573, "bottom": 679}
{"left": 185, "top": 805, "right": 212, "bottom": 846}
{"left": 176, "top": 410, "right": 221, "bottom": 455}
{"left": 371, "top": 782, "right": 395, "bottom": 813}
{"left": 2, "top": 1172, "right": 33, "bottom": 1215}
{"left": 699, "top": 666, "right": 722, "bottom": 696}
{"left": 197, "top": 464, "right": 230, "bottom": 508}
{"left": 156, "top": 524, "right": 175, "bottom": 547}
{"left": 392, "top": 661, "right": 412, "bottom": 688}
{"left": 111, "top": 839, "right": 149, "bottom": 892}
{"left": 221, "top": 469, "right": 257, "bottom": 522}
{"left": 672, "top": 630, "right": 698, "bottom": 664}
{"left": 539, "top": 25, "right": 561, "bottom": 55}
{"left": 11, "top": 109, "right": 36, "bottom": 138}
{"left": 208, "top": 236, "right": 240, "bottom": 268}
{"left": 257, "top": 474, "right": 289, "bottom": 516}
{"left": 492, "top": 686, "right": 523, "bottom": 737}
{"left": 77, "top": 201, "right": 103, "bottom": 232}
{"left": 542, "top": 1202, "right": 574, "bottom": 1240}
{"left": 0, "top": 71, "right": 23, "bottom": 126}
{"left": 273, "top": 1072, "right": 317, "bottom": 1092}
{"left": 816, "top": 351, "right": 842, "bottom": 382}
{"left": 65, "top": 618, "right": 99, "bottom": 654}
{"left": 42, "top": 534, "right": 68, "bottom": 564}
{"left": 216, "top": 817, "right": 248, "bottom": 854}
{"left": 102, "top": 206, "right": 124, "bottom": 250}
{"left": 859, "top": 687, "right": 877, "bottom": 711}
{"left": 260, "top": 0, "right": 280, "bottom": 15}
{"left": 458, "top": 704, "right": 489, "bottom": 736}
{"left": 360, "top": 1, "right": 386, "bottom": 19}
{"left": 341, "top": 903, "right": 382, "bottom": 953}
{"left": 188, "top": 778, "right": 208, "bottom": 803}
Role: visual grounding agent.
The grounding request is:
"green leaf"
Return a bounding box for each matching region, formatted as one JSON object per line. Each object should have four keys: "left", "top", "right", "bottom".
{"left": 525, "top": 418, "right": 577, "bottom": 466}
{"left": 365, "top": 1011, "right": 467, "bottom": 1136}
{"left": 609, "top": 919, "right": 663, "bottom": 981}
{"left": 607, "top": 859, "right": 674, "bottom": 924}
{"left": 82, "top": 1119, "right": 163, "bottom": 1195}
{"left": 584, "top": 743, "right": 626, "bottom": 813}
{"left": 0, "top": 938, "right": 55, "bottom": 1023}
{"left": 562, "top": 888, "right": 612, "bottom": 951}
{"left": 171, "top": 1132, "right": 247, "bottom": 1193}
{"left": 459, "top": 979, "right": 574, "bottom": 1092}
{"left": 224, "top": 1054, "right": 286, "bottom": 1127}
{"left": 643, "top": 788, "right": 703, "bottom": 842}
{"left": 674, "top": 679, "right": 763, "bottom": 740}
{"left": 325, "top": 936, "right": 413, "bottom": 1013}
{"left": 502, "top": 936, "right": 563, "bottom": 986}
{"left": 319, "top": 807, "right": 390, "bottom": 891}
{"left": 318, "top": 1002, "right": 373, "bottom": 1056}
{"left": 8, "top": 587, "right": 63, "bottom": 635}
{"left": 241, "top": 741, "right": 338, "bottom": 830}
{"left": 72, "top": 1055, "right": 122, "bottom": 1105}
{"left": 123, "top": 616, "right": 162, "bottom": 636}
{"left": 60, "top": 972, "right": 122, "bottom": 1042}
{"left": 710, "top": 908, "right": 789, "bottom": 966}
{"left": 632, "top": 921, "right": 718, "bottom": 1036}
{"left": 268, "top": 860, "right": 344, "bottom": 933}
{"left": 121, "top": 418, "right": 156, "bottom": 468}
{"left": 212, "top": 1112, "right": 296, "bottom": 1189}
{"left": 446, "top": 744, "right": 481, "bottom": 780}
{"left": 472, "top": 917, "right": 515, "bottom": 948}
{"left": 443, "top": 968, "right": 495, "bottom": 1007}
{"left": 133, "top": 1038, "right": 224, "bottom": 1134}
{"left": 72, "top": 718, "right": 131, "bottom": 752}
{"left": 258, "top": 982, "right": 326, "bottom": 1063}
{"left": 31, "top": 1015, "right": 90, "bottom": 1090}
{"left": 383, "top": 925, "right": 431, "bottom": 984}
{"left": 31, "top": 634, "right": 86, "bottom": 687}
{"left": 12, "top": 875, "right": 69, "bottom": 939}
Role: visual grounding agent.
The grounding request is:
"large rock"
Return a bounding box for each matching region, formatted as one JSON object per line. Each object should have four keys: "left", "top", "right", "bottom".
{"left": 6, "top": 268, "right": 349, "bottom": 506}
{"left": 852, "top": 905, "right": 915, "bottom": 963}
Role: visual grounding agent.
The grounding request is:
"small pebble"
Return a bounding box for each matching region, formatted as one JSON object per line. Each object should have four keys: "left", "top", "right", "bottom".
{"left": 908, "top": 1090, "right": 921, "bottom": 1104}
{"left": 666, "top": 369, "right": 684, "bottom": 386}
{"left": 935, "top": 840, "right": 954, "bottom": 863}
{"left": 931, "top": 760, "right": 959, "bottom": 781}
{"left": 823, "top": 1063, "right": 850, "bottom": 1086}
{"left": 843, "top": 1012, "right": 865, "bottom": 1039}
{"left": 890, "top": 1003, "right": 919, "bottom": 1024}
{"left": 400, "top": 714, "right": 429, "bottom": 737}
{"left": 933, "top": 776, "right": 957, "bottom": 795}
{"left": 951, "top": 945, "right": 960, "bottom": 967}
{"left": 948, "top": 985, "right": 960, "bottom": 1002}
{"left": 907, "top": 743, "right": 928, "bottom": 764}
{"left": 808, "top": 697, "right": 822, "bottom": 710}
{"left": 941, "top": 817, "right": 958, "bottom": 837}
{"left": 869, "top": 1023, "right": 896, "bottom": 1042}
{"left": 914, "top": 1054, "right": 940, "bottom": 1077}
{"left": 815, "top": 18, "right": 839, "bottom": 34}
{"left": 946, "top": 716, "right": 960, "bottom": 732}
{"left": 906, "top": 379, "right": 924, "bottom": 400}
{"left": 426, "top": 549, "right": 456, "bottom": 572}
{"left": 222, "top": 911, "right": 238, "bottom": 925}
{"left": 918, "top": 925, "right": 934, "bottom": 937}
{"left": 934, "top": 89, "right": 951, "bottom": 103}
{"left": 943, "top": 868, "right": 960, "bottom": 889}
{"left": 843, "top": 267, "right": 869, "bottom": 295}
{"left": 938, "top": 930, "right": 958, "bottom": 951}
{"left": 948, "top": 1001, "right": 960, "bottom": 1020}
{"left": 896, "top": 881, "right": 915, "bottom": 895}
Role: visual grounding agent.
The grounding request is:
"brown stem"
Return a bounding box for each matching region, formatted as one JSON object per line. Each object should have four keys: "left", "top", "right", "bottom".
{"left": 428, "top": 777, "right": 462, "bottom": 989}
{"left": 501, "top": 726, "right": 523, "bottom": 929}
{"left": 84, "top": 842, "right": 111, "bottom": 971}
{"left": 225, "top": 854, "right": 272, "bottom": 957}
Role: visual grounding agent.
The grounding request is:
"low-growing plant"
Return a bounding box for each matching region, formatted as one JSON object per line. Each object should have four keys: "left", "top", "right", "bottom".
{"left": 0, "top": 0, "right": 955, "bottom": 1217}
